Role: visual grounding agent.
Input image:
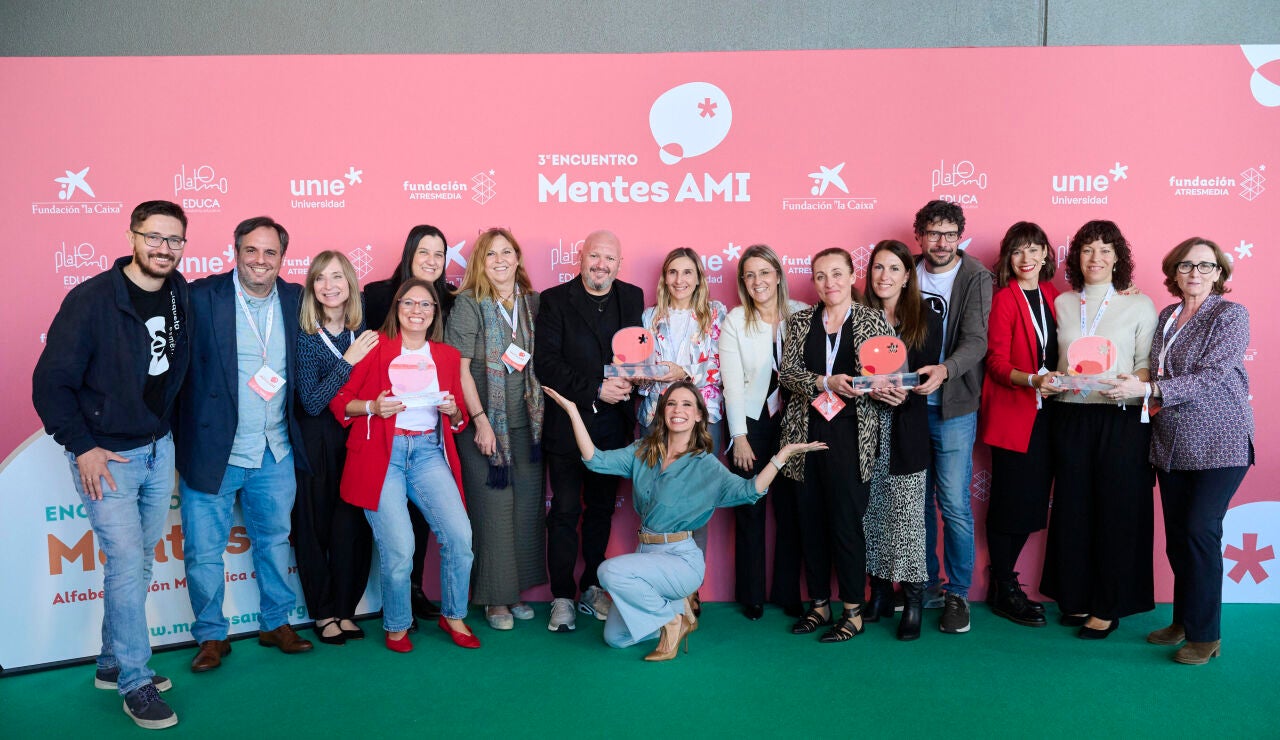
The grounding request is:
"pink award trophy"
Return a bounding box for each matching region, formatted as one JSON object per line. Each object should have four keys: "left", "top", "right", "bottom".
{"left": 386, "top": 353, "right": 448, "bottom": 408}
{"left": 602, "top": 327, "right": 667, "bottom": 378}
{"left": 1048, "top": 336, "right": 1118, "bottom": 391}
{"left": 848, "top": 335, "right": 919, "bottom": 391}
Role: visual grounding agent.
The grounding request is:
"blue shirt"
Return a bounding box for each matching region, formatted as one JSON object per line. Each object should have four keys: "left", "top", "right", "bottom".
{"left": 229, "top": 283, "right": 290, "bottom": 468}
{"left": 583, "top": 442, "right": 762, "bottom": 532}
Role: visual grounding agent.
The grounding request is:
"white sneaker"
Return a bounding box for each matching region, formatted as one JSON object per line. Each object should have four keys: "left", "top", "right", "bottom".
{"left": 548, "top": 598, "right": 576, "bottom": 632}
{"left": 578, "top": 585, "right": 611, "bottom": 621}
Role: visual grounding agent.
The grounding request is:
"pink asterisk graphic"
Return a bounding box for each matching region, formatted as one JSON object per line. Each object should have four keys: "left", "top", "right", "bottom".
{"left": 698, "top": 97, "right": 718, "bottom": 118}
{"left": 1224, "top": 533, "right": 1274, "bottom": 584}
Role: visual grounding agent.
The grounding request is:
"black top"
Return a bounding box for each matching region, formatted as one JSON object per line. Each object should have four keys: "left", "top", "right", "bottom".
{"left": 124, "top": 276, "right": 178, "bottom": 419}
{"left": 1022, "top": 288, "right": 1059, "bottom": 372}
{"left": 802, "top": 310, "right": 858, "bottom": 421}
{"left": 889, "top": 302, "right": 945, "bottom": 476}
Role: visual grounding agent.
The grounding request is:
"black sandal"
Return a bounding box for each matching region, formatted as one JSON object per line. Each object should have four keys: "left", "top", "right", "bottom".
{"left": 819, "top": 606, "right": 864, "bottom": 643}
{"left": 790, "top": 599, "right": 832, "bottom": 634}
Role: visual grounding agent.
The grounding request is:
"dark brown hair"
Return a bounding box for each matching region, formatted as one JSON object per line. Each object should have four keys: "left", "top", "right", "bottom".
{"left": 1064, "top": 220, "right": 1135, "bottom": 291}
{"left": 382, "top": 278, "right": 443, "bottom": 342}
{"left": 994, "top": 221, "right": 1056, "bottom": 288}
{"left": 1161, "top": 237, "right": 1232, "bottom": 297}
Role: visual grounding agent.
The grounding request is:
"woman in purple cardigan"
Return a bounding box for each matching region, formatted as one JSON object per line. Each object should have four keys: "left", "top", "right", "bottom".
{"left": 1104, "top": 237, "right": 1253, "bottom": 665}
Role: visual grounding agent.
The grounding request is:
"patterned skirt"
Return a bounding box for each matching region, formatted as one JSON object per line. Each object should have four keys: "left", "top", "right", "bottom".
{"left": 863, "top": 415, "right": 927, "bottom": 583}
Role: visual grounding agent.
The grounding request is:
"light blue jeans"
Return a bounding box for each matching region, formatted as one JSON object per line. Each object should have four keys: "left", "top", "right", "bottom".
{"left": 924, "top": 407, "right": 976, "bottom": 598}
{"left": 599, "top": 537, "right": 703, "bottom": 648}
{"left": 180, "top": 449, "right": 298, "bottom": 643}
{"left": 365, "top": 432, "right": 473, "bottom": 630}
{"left": 67, "top": 435, "right": 173, "bottom": 696}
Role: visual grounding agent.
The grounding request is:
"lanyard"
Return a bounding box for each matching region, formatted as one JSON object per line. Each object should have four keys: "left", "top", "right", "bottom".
{"left": 1079, "top": 285, "right": 1115, "bottom": 338}
{"left": 824, "top": 306, "right": 851, "bottom": 376}
{"left": 1019, "top": 287, "right": 1049, "bottom": 369}
{"left": 772, "top": 322, "right": 783, "bottom": 372}
{"left": 497, "top": 291, "right": 519, "bottom": 340}
{"left": 1156, "top": 304, "right": 1188, "bottom": 379}
{"left": 316, "top": 325, "right": 355, "bottom": 360}
{"left": 233, "top": 270, "right": 274, "bottom": 362}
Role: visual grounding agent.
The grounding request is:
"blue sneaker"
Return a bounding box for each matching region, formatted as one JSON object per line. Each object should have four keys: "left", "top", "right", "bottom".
{"left": 122, "top": 683, "right": 178, "bottom": 729}
{"left": 95, "top": 665, "right": 172, "bottom": 692}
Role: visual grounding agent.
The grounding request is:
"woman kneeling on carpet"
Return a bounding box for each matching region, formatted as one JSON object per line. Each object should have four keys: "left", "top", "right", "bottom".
{"left": 542, "top": 381, "right": 825, "bottom": 661}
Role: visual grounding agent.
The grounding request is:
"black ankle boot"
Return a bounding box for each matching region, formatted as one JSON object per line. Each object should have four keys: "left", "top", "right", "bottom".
{"left": 863, "top": 577, "right": 895, "bottom": 623}
{"left": 991, "top": 578, "right": 1047, "bottom": 627}
{"left": 897, "top": 582, "right": 923, "bottom": 641}
{"left": 1009, "top": 572, "right": 1044, "bottom": 614}
{"left": 412, "top": 586, "right": 441, "bottom": 620}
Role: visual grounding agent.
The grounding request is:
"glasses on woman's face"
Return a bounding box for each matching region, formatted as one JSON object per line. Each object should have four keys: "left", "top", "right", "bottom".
{"left": 1175, "top": 261, "right": 1220, "bottom": 275}
{"left": 398, "top": 299, "right": 437, "bottom": 312}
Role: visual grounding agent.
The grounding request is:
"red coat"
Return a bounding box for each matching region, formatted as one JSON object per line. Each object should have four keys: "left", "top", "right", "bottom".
{"left": 330, "top": 333, "right": 469, "bottom": 511}
{"left": 980, "top": 281, "right": 1059, "bottom": 452}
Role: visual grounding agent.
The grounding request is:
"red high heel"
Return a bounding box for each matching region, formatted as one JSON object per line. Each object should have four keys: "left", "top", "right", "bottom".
{"left": 438, "top": 617, "right": 481, "bottom": 649}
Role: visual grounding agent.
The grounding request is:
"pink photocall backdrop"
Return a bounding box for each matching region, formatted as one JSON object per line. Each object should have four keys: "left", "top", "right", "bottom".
{"left": 2, "top": 45, "right": 1278, "bottom": 671}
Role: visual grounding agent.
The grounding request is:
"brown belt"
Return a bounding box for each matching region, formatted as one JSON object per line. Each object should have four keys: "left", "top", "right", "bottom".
{"left": 637, "top": 530, "right": 691, "bottom": 544}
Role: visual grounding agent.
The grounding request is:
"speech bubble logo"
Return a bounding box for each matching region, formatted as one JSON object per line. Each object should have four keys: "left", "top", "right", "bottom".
{"left": 650, "top": 82, "right": 733, "bottom": 165}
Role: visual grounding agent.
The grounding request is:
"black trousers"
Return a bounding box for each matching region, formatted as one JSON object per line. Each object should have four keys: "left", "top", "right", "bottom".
{"left": 292, "top": 413, "right": 372, "bottom": 620}
{"left": 796, "top": 413, "right": 868, "bottom": 604}
{"left": 1157, "top": 465, "right": 1250, "bottom": 642}
{"left": 729, "top": 411, "right": 799, "bottom": 607}
{"left": 1041, "top": 403, "right": 1154, "bottom": 619}
{"left": 987, "top": 406, "right": 1054, "bottom": 580}
{"left": 546, "top": 450, "right": 622, "bottom": 599}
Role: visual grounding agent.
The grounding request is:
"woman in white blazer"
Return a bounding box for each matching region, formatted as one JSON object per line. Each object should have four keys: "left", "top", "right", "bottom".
{"left": 720, "top": 244, "right": 809, "bottom": 620}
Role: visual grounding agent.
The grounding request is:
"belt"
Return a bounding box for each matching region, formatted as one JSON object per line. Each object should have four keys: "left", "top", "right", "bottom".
{"left": 637, "top": 530, "right": 691, "bottom": 544}
{"left": 394, "top": 428, "right": 436, "bottom": 437}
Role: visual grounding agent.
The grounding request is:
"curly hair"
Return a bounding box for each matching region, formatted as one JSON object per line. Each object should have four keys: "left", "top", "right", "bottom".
{"left": 912, "top": 200, "right": 965, "bottom": 237}
{"left": 1064, "top": 220, "right": 1135, "bottom": 291}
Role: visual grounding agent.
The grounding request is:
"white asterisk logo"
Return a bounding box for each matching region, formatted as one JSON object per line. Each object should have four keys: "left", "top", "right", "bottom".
{"left": 344, "top": 166, "right": 363, "bottom": 185}
{"left": 1109, "top": 162, "right": 1129, "bottom": 181}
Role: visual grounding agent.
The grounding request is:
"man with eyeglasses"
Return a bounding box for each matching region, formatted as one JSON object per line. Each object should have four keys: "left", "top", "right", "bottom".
{"left": 910, "top": 199, "right": 992, "bottom": 634}
{"left": 33, "top": 200, "right": 192, "bottom": 729}
{"left": 175, "top": 216, "right": 313, "bottom": 673}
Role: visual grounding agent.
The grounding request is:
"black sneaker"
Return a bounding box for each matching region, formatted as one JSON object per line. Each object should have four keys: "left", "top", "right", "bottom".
{"left": 939, "top": 593, "right": 971, "bottom": 634}
{"left": 122, "top": 682, "right": 178, "bottom": 729}
{"left": 95, "top": 666, "right": 172, "bottom": 692}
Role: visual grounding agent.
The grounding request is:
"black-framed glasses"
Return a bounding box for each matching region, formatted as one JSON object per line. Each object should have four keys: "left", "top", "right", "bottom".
{"left": 1175, "top": 261, "right": 1220, "bottom": 275}
{"left": 131, "top": 230, "right": 187, "bottom": 250}
{"left": 398, "top": 299, "right": 437, "bottom": 311}
{"left": 924, "top": 230, "right": 960, "bottom": 244}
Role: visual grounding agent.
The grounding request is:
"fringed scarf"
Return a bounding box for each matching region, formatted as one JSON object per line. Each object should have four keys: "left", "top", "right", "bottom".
{"left": 479, "top": 292, "right": 544, "bottom": 487}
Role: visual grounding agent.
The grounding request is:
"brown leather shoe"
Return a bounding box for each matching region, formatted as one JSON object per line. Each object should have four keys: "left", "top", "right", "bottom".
{"left": 258, "top": 624, "right": 314, "bottom": 654}
{"left": 191, "top": 639, "right": 231, "bottom": 672}
{"left": 1146, "top": 623, "right": 1186, "bottom": 646}
{"left": 1173, "top": 639, "right": 1221, "bottom": 665}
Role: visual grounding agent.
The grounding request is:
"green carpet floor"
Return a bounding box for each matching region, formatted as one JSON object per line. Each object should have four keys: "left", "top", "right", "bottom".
{"left": 3, "top": 603, "right": 1277, "bottom": 738}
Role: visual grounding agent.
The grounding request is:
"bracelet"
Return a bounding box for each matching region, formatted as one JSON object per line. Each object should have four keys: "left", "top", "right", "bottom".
{"left": 771, "top": 456, "right": 785, "bottom": 471}
{"left": 365, "top": 400, "right": 372, "bottom": 416}
{"left": 471, "top": 409, "right": 486, "bottom": 419}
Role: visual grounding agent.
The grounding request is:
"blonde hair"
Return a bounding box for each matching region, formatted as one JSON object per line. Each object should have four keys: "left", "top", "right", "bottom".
{"left": 653, "top": 247, "right": 713, "bottom": 339}
{"left": 300, "top": 250, "right": 363, "bottom": 334}
{"left": 735, "top": 244, "right": 795, "bottom": 332}
{"left": 458, "top": 227, "right": 534, "bottom": 303}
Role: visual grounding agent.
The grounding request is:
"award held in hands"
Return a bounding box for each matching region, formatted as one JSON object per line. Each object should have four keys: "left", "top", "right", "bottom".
{"left": 603, "top": 327, "right": 666, "bottom": 378}
{"left": 1049, "top": 336, "right": 1118, "bottom": 392}
{"left": 849, "top": 335, "right": 919, "bottom": 391}
{"left": 387, "top": 353, "right": 448, "bottom": 408}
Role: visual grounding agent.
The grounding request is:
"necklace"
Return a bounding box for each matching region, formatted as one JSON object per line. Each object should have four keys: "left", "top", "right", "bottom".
{"left": 587, "top": 290, "right": 611, "bottom": 312}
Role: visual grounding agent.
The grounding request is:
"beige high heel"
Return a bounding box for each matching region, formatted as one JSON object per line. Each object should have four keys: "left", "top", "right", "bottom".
{"left": 644, "top": 613, "right": 691, "bottom": 662}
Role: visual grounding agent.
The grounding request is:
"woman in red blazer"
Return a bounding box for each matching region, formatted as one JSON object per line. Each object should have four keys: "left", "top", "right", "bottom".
{"left": 331, "top": 278, "right": 479, "bottom": 652}
{"left": 979, "top": 222, "right": 1064, "bottom": 628}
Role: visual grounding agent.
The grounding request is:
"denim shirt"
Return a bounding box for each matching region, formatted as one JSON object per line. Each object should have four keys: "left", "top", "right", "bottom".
{"left": 583, "top": 441, "right": 761, "bottom": 532}
{"left": 229, "top": 284, "right": 291, "bottom": 468}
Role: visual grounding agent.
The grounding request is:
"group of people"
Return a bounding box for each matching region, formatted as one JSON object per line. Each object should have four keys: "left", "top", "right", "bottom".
{"left": 33, "top": 198, "right": 1254, "bottom": 730}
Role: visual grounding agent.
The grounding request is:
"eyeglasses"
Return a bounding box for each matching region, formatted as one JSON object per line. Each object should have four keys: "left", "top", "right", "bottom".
{"left": 924, "top": 230, "right": 960, "bottom": 244}
{"left": 398, "top": 299, "right": 437, "bottom": 311}
{"left": 1175, "top": 261, "right": 1220, "bottom": 275}
{"left": 131, "top": 230, "right": 187, "bottom": 250}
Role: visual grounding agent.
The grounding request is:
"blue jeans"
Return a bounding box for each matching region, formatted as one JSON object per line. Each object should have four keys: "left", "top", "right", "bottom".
{"left": 66, "top": 435, "right": 174, "bottom": 696}
{"left": 599, "top": 537, "right": 703, "bottom": 648}
{"left": 924, "top": 407, "right": 976, "bottom": 598}
{"left": 365, "top": 433, "right": 473, "bottom": 630}
{"left": 180, "top": 449, "right": 298, "bottom": 643}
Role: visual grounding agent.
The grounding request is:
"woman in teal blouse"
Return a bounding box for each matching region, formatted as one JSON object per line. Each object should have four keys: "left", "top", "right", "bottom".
{"left": 543, "top": 381, "right": 823, "bottom": 661}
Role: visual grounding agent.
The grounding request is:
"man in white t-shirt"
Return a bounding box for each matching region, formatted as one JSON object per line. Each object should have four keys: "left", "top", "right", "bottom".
{"left": 910, "top": 200, "right": 992, "bottom": 635}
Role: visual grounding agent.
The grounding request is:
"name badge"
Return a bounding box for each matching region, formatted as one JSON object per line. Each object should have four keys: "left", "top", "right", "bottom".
{"left": 248, "top": 365, "right": 285, "bottom": 401}
{"left": 502, "top": 343, "right": 531, "bottom": 373}
{"left": 766, "top": 387, "right": 783, "bottom": 417}
{"left": 811, "top": 390, "right": 844, "bottom": 421}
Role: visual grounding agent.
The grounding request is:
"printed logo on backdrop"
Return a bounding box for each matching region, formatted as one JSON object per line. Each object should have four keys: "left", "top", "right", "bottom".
{"left": 1241, "top": 45, "right": 1280, "bottom": 107}
{"left": 538, "top": 81, "right": 750, "bottom": 205}
{"left": 176, "top": 244, "right": 236, "bottom": 279}
{"left": 33, "top": 167, "right": 124, "bottom": 216}
{"left": 1221, "top": 501, "right": 1279, "bottom": 603}
{"left": 173, "top": 164, "right": 228, "bottom": 213}
{"left": 547, "top": 236, "right": 738, "bottom": 285}
{"left": 403, "top": 170, "right": 497, "bottom": 206}
{"left": 54, "top": 241, "right": 109, "bottom": 289}
{"left": 290, "top": 166, "right": 363, "bottom": 209}
{"left": 1167, "top": 165, "right": 1266, "bottom": 201}
{"left": 347, "top": 246, "right": 375, "bottom": 280}
{"left": 931, "top": 159, "right": 988, "bottom": 208}
{"left": 1050, "top": 161, "right": 1129, "bottom": 206}
{"left": 781, "top": 161, "right": 877, "bottom": 213}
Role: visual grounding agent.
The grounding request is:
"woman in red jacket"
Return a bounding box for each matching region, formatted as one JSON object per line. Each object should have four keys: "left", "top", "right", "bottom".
{"left": 331, "top": 278, "right": 479, "bottom": 652}
{"left": 978, "top": 222, "right": 1063, "bottom": 628}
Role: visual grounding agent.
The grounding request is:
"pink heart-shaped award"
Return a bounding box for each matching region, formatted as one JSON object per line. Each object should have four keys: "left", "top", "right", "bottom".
{"left": 858, "top": 335, "right": 908, "bottom": 376}
{"left": 611, "top": 327, "right": 656, "bottom": 364}
{"left": 1066, "top": 336, "right": 1117, "bottom": 376}
{"left": 389, "top": 354, "right": 438, "bottom": 395}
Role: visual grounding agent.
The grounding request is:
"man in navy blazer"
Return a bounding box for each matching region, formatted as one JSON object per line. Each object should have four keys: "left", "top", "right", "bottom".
{"left": 175, "top": 216, "right": 313, "bottom": 671}
{"left": 534, "top": 230, "right": 643, "bottom": 633}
